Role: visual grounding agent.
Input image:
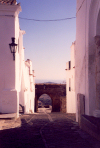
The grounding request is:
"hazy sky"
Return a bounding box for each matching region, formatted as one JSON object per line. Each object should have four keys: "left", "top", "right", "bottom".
{"left": 17, "top": 0, "right": 76, "bottom": 82}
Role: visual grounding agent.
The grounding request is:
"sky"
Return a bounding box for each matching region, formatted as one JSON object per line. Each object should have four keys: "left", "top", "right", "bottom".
{"left": 17, "top": 0, "right": 76, "bottom": 83}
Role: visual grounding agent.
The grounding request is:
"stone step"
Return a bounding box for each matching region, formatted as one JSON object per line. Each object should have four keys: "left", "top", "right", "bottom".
{"left": 0, "top": 113, "right": 18, "bottom": 119}
{"left": 81, "top": 115, "right": 100, "bottom": 141}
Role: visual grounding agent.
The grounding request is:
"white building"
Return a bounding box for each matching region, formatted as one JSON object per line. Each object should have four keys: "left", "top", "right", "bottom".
{"left": 75, "top": 0, "right": 100, "bottom": 120}
{"left": 0, "top": 0, "right": 35, "bottom": 117}
{"left": 66, "top": 0, "right": 100, "bottom": 122}
{"left": 67, "top": 0, "right": 100, "bottom": 122}
{"left": 66, "top": 42, "right": 76, "bottom": 113}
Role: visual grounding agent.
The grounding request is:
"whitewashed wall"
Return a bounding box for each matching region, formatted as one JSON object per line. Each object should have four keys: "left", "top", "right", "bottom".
{"left": 22, "top": 60, "right": 35, "bottom": 113}
{"left": 76, "top": 0, "right": 100, "bottom": 120}
{"left": 0, "top": 4, "right": 21, "bottom": 116}
{"left": 0, "top": 3, "right": 35, "bottom": 116}
{"left": 66, "top": 42, "right": 76, "bottom": 113}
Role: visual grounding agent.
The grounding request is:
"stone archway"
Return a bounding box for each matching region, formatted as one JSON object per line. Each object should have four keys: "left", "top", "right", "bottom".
{"left": 35, "top": 84, "right": 66, "bottom": 113}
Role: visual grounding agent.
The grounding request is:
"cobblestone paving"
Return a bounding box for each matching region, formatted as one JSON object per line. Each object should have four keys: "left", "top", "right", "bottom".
{"left": 0, "top": 113, "right": 100, "bottom": 148}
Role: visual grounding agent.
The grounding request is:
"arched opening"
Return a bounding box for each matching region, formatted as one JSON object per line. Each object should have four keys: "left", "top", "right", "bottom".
{"left": 38, "top": 94, "right": 52, "bottom": 113}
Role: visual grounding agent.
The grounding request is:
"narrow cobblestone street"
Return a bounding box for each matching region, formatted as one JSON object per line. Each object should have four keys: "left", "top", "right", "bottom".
{"left": 0, "top": 112, "right": 100, "bottom": 148}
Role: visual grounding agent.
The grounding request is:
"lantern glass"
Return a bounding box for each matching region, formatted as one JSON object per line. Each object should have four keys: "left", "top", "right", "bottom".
{"left": 9, "top": 37, "right": 18, "bottom": 61}
{"left": 9, "top": 37, "right": 17, "bottom": 53}
{"left": 10, "top": 44, "right": 17, "bottom": 53}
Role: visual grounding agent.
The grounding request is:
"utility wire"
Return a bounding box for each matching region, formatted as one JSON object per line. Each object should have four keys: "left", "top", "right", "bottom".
{"left": 0, "top": 1, "right": 85, "bottom": 21}
{"left": 0, "top": 15, "right": 14, "bottom": 17}
{"left": 19, "top": 16, "right": 76, "bottom": 22}
{"left": 0, "top": 15, "right": 76, "bottom": 22}
{"left": 76, "top": 0, "right": 86, "bottom": 15}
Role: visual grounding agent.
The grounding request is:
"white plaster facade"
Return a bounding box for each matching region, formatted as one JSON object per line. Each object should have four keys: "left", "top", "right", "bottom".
{"left": 75, "top": 0, "right": 100, "bottom": 120}
{"left": 0, "top": 2, "right": 35, "bottom": 117}
{"left": 66, "top": 42, "right": 76, "bottom": 113}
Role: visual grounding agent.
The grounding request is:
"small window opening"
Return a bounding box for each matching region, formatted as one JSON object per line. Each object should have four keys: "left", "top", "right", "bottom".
{"left": 69, "top": 78, "right": 71, "bottom": 91}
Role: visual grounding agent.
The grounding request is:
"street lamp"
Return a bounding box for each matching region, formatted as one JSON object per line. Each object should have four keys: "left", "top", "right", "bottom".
{"left": 9, "top": 37, "right": 17, "bottom": 61}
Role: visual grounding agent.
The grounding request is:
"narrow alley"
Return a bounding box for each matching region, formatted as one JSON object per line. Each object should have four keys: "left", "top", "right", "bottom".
{"left": 0, "top": 111, "right": 100, "bottom": 148}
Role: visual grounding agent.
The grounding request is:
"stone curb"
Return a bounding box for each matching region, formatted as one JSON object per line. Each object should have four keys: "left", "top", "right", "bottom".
{"left": 0, "top": 120, "right": 5, "bottom": 130}
{"left": 0, "top": 117, "right": 21, "bottom": 130}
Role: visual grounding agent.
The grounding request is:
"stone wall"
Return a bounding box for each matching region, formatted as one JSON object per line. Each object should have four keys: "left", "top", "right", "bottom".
{"left": 35, "top": 84, "right": 66, "bottom": 113}
{"left": 60, "top": 96, "right": 66, "bottom": 113}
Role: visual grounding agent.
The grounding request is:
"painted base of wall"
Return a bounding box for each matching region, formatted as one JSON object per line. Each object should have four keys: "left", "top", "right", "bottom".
{"left": 0, "top": 89, "right": 19, "bottom": 114}
{"left": 93, "top": 110, "right": 100, "bottom": 117}
{"left": 0, "top": 113, "right": 19, "bottom": 119}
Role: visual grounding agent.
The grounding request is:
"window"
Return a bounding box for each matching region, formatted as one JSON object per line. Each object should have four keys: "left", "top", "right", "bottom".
{"left": 69, "top": 78, "right": 71, "bottom": 91}
{"left": 69, "top": 61, "right": 71, "bottom": 69}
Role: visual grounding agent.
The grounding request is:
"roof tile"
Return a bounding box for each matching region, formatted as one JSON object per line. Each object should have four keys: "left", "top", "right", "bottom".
{"left": 0, "top": 0, "right": 17, "bottom": 5}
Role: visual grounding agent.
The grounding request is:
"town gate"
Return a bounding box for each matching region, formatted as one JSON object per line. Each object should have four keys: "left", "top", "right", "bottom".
{"left": 35, "top": 83, "right": 66, "bottom": 113}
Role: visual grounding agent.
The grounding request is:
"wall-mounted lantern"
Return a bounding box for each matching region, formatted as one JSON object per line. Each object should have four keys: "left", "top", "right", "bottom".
{"left": 9, "top": 37, "right": 17, "bottom": 61}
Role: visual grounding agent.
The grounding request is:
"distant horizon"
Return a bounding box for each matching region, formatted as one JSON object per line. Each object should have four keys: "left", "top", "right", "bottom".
{"left": 35, "top": 79, "right": 66, "bottom": 84}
